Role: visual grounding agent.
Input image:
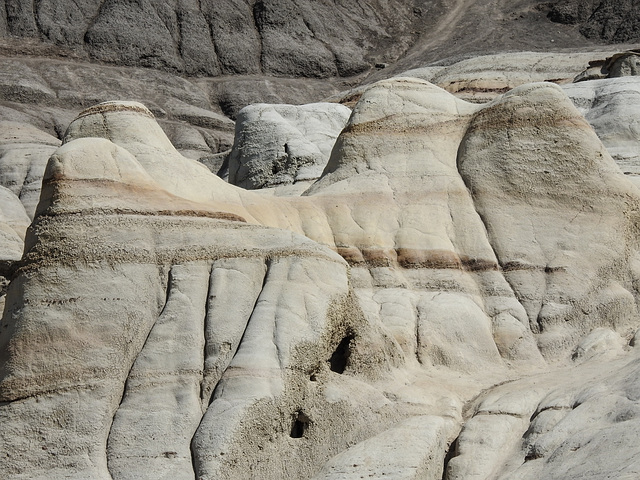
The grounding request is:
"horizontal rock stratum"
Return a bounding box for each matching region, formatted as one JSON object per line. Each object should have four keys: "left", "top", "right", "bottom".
{"left": 1, "top": 78, "right": 640, "bottom": 479}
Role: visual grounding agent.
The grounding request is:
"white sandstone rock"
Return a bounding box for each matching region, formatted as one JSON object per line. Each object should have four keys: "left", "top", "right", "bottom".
{"left": 563, "top": 77, "right": 640, "bottom": 185}
{"left": 399, "top": 51, "right": 620, "bottom": 103}
{"left": 228, "top": 102, "right": 351, "bottom": 189}
{"left": 3, "top": 79, "right": 640, "bottom": 480}
{"left": 457, "top": 82, "right": 640, "bottom": 359}
{"left": 0, "top": 121, "right": 60, "bottom": 218}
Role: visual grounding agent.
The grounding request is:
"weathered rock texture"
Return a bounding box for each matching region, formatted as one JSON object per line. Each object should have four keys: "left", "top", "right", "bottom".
{"left": 2, "top": 76, "right": 640, "bottom": 479}
{"left": 1, "top": 0, "right": 638, "bottom": 79}
{"left": 548, "top": 0, "right": 640, "bottom": 43}
{"left": 0, "top": 0, "right": 425, "bottom": 78}
{"left": 563, "top": 77, "right": 640, "bottom": 185}
{"left": 228, "top": 102, "right": 351, "bottom": 189}
{"left": 397, "top": 51, "right": 618, "bottom": 103}
{"left": 573, "top": 50, "right": 640, "bottom": 81}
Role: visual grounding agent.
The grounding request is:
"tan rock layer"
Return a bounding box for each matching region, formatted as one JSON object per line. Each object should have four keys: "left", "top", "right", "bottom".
{"left": 2, "top": 77, "right": 640, "bottom": 479}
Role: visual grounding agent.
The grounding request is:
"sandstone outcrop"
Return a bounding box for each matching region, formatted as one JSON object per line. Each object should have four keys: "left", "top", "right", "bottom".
{"left": 1, "top": 75, "right": 640, "bottom": 479}
{"left": 0, "top": 120, "right": 60, "bottom": 219}
{"left": 563, "top": 77, "right": 640, "bottom": 185}
{"left": 227, "top": 103, "right": 351, "bottom": 189}
{"left": 573, "top": 50, "right": 640, "bottom": 81}
{"left": 397, "top": 51, "right": 622, "bottom": 103}
{"left": 1, "top": 2, "right": 640, "bottom": 478}
{"left": 0, "top": 184, "right": 29, "bottom": 262}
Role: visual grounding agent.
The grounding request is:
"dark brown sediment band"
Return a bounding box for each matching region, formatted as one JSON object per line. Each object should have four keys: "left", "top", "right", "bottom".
{"left": 75, "top": 102, "right": 155, "bottom": 121}
{"left": 336, "top": 246, "right": 499, "bottom": 271}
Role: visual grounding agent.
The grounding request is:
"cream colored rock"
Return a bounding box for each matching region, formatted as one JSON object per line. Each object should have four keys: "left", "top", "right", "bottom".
{"left": 563, "top": 77, "right": 640, "bottom": 185}
{"left": 0, "top": 121, "right": 60, "bottom": 218}
{"left": 451, "top": 351, "right": 640, "bottom": 480}
{"left": 228, "top": 102, "right": 351, "bottom": 189}
{"left": 457, "top": 82, "right": 640, "bottom": 358}
{"left": 571, "top": 327, "right": 625, "bottom": 362}
{"left": 2, "top": 77, "right": 640, "bottom": 480}
{"left": 0, "top": 184, "right": 31, "bottom": 318}
{"left": 398, "top": 51, "right": 620, "bottom": 103}
{"left": 313, "top": 415, "right": 457, "bottom": 480}
{"left": 0, "top": 186, "right": 29, "bottom": 242}
{"left": 575, "top": 51, "right": 640, "bottom": 81}
{"left": 107, "top": 263, "right": 210, "bottom": 480}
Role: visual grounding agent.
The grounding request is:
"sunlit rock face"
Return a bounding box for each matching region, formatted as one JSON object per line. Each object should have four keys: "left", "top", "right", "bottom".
{"left": 227, "top": 102, "right": 352, "bottom": 190}
{"left": 2, "top": 78, "right": 640, "bottom": 480}
{"left": 563, "top": 77, "right": 640, "bottom": 185}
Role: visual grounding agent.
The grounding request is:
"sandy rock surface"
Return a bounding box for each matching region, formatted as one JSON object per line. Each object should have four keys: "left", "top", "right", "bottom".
{"left": 397, "top": 51, "right": 624, "bottom": 102}
{"left": 563, "top": 76, "right": 640, "bottom": 184}
{"left": 1, "top": 2, "right": 640, "bottom": 479}
{"left": 228, "top": 102, "right": 351, "bottom": 189}
{"left": 1, "top": 74, "right": 640, "bottom": 478}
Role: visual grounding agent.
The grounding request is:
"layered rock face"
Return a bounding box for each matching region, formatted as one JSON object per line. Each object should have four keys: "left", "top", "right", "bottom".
{"left": 398, "top": 51, "right": 616, "bottom": 102}
{"left": 2, "top": 76, "right": 640, "bottom": 479}
{"left": 0, "top": 0, "right": 425, "bottom": 77}
{"left": 2, "top": 0, "right": 638, "bottom": 78}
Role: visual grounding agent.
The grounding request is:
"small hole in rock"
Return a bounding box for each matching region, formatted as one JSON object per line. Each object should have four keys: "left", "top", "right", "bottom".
{"left": 290, "top": 411, "right": 310, "bottom": 438}
{"left": 329, "top": 333, "right": 354, "bottom": 374}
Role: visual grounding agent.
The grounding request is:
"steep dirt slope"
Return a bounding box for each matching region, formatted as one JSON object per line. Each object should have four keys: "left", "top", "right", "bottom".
{"left": 0, "top": 0, "right": 429, "bottom": 77}
{"left": 0, "top": 0, "right": 638, "bottom": 80}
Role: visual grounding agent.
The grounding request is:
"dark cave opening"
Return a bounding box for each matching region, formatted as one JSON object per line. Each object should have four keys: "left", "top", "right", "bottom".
{"left": 329, "top": 333, "right": 354, "bottom": 374}
{"left": 290, "top": 410, "right": 311, "bottom": 438}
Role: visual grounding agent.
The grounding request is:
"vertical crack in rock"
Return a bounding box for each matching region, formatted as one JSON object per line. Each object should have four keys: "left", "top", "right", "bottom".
{"left": 191, "top": 260, "right": 216, "bottom": 480}
{"left": 174, "top": 6, "right": 185, "bottom": 61}
{"left": 31, "top": 0, "right": 41, "bottom": 35}
{"left": 107, "top": 263, "right": 210, "bottom": 480}
{"left": 414, "top": 299, "right": 423, "bottom": 364}
{"left": 440, "top": 435, "right": 459, "bottom": 480}
{"left": 3, "top": 2, "right": 8, "bottom": 31}
{"left": 105, "top": 327, "right": 156, "bottom": 479}
{"left": 105, "top": 265, "right": 173, "bottom": 479}
{"left": 198, "top": 261, "right": 215, "bottom": 404}
{"left": 205, "top": 21, "right": 222, "bottom": 74}
{"left": 83, "top": 0, "right": 106, "bottom": 43}
{"left": 105, "top": 265, "right": 171, "bottom": 479}
{"left": 192, "top": 256, "right": 277, "bottom": 480}
{"left": 199, "top": 256, "right": 269, "bottom": 408}
{"left": 254, "top": 256, "right": 284, "bottom": 368}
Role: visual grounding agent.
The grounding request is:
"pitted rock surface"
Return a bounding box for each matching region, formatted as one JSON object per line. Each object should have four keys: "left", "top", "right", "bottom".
{"left": 2, "top": 79, "right": 640, "bottom": 479}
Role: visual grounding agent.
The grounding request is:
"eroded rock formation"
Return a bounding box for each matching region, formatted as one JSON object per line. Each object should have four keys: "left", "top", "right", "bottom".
{"left": 563, "top": 76, "right": 640, "bottom": 184}
{"left": 227, "top": 102, "right": 351, "bottom": 189}
{"left": 548, "top": 0, "right": 640, "bottom": 43}
{"left": 0, "top": 0, "right": 426, "bottom": 77}
{"left": 1, "top": 76, "right": 640, "bottom": 479}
